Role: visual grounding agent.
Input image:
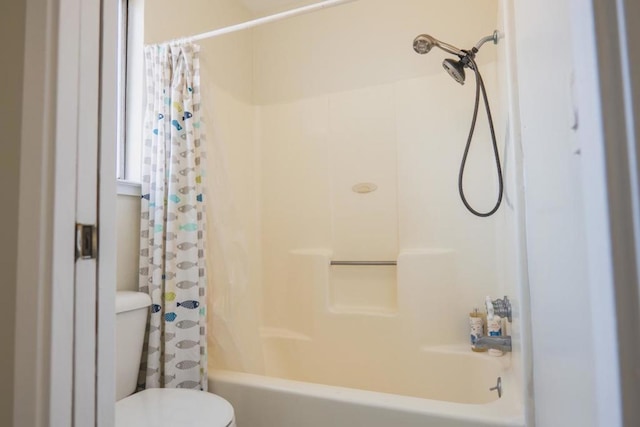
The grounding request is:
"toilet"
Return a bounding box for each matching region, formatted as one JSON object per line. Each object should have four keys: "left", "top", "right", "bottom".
{"left": 115, "top": 291, "right": 235, "bottom": 427}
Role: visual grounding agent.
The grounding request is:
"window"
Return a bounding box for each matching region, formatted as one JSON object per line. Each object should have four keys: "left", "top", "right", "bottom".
{"left": 116, "top": 0, "right": 144, "bottom": 192}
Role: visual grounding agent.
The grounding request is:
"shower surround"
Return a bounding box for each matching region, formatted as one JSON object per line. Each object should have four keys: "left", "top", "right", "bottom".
{"left": 252, "top": 0, "right": 509, "bottom": 381}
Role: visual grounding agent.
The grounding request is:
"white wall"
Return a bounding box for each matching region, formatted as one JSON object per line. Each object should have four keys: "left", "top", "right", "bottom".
{"left": 254, "top": 0, "right": 499, "bottom": 105}
{"left": 513, "top": 1, "right": 598, "bottom": 425}
{"left": 117, "top": 195, "right": 141, "bottom": 291}
{"left": 0, "top": 0, "right": 26, "bottom": 423}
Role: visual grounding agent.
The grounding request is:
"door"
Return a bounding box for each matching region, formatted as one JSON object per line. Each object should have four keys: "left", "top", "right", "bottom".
{"left": 76, "top": 0, "right": 120, "bottom": 424}
{"left": 14, "top": 0, "right": 106, "bottom": 425}
{"left": 74, "top": 0, "right": 119, "bottom": 422}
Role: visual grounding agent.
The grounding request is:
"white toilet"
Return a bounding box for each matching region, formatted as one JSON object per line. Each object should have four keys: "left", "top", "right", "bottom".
{"left": 115, "top": 291, "right": 235, "bottom": 427}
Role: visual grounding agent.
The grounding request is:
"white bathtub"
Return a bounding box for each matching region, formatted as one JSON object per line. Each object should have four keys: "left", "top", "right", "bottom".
{"left": 208, "top": 346, "right": 524, "bottom": 427}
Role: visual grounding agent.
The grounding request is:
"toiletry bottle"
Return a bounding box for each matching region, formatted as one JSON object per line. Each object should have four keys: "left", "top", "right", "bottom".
{"left": 486, "top": 315, "right": 504, "bottom": 357}
{"left": 469, "top": 308, "right": 487, "bottom": 352}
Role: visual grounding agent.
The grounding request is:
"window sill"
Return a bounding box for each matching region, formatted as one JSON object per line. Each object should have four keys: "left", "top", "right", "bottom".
{"left": 117, "top": 180, "right": 141, "bottom": 197}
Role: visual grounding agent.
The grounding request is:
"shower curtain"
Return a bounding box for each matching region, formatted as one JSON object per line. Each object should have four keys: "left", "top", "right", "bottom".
{"left": 138, "top": 42, "right": 208, "bottom": 391}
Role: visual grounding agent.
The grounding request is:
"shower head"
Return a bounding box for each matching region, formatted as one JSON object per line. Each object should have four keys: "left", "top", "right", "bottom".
{"left": 413, "top": 34, "right": 436, "bottom": 54}
{"left": 413, "top": 30, "right": 499, "bottom": 85}
{"left": 412, "top": 34, "right": 464, "bottom": 56}
{"left": 443, "top": 58, "right": 466, "bottom": 85}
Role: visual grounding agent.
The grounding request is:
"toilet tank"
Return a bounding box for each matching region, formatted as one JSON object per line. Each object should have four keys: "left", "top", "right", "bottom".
{"left": 116, "top": 291, "right": 151, "bottom": 400}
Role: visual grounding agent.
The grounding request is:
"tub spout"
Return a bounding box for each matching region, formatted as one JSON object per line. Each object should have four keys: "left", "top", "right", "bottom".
{"left": 475, "top": 336, "right": 512, "bottom": 352}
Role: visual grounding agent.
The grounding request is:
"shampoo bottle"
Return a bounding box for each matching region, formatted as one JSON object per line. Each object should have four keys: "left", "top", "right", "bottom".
{"left": 469, "top": 308, "right": 487, "bottom": 352}
{"left": 486, "top": 315, "right": 504, "bottom": 357}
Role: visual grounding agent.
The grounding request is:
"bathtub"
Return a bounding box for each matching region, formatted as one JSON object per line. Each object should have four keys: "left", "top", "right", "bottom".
{"left": 208, "top": 346, "right": 524, "bottom": 427}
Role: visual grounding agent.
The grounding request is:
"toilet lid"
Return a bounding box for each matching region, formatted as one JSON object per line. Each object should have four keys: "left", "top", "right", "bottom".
{"left": 116, "top": 389, "right": 234, "bottom": 427}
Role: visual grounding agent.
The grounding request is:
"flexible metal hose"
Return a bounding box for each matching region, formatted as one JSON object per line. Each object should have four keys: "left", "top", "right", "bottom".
{"left": 458, "top": 56, "right": 503, "bottom": 217}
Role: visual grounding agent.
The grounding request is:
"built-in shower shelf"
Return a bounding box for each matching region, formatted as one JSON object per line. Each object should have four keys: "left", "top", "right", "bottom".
{"left": 329, "top": 263, "right": 398, "bottom": 315}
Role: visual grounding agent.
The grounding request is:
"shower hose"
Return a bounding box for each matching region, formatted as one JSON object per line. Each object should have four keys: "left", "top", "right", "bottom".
{"left": 458, "top": 55, "right": 503, "bottom": 217}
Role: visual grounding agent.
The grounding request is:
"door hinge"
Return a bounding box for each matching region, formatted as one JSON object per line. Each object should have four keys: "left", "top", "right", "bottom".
{"left": 75, "top": 223, "right": 98, "bottom": 260}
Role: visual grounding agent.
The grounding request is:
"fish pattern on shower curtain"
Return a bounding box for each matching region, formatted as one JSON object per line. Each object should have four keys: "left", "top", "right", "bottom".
{"left": 138, "top": 42, "right": 208, "bottom": 391}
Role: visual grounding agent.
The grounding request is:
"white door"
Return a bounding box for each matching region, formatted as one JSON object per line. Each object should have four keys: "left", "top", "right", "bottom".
{"left": 76, "top": 0, "right": 120, "bottom": 424}
{"left": 47, "top": 0, "right": 103, "bottom": 424}
{"left": 96, "top": 0, "right": 119, "bottom": 424}
{"left": 14, "top": 0, "right": 107, "bottom": 425}
{"left": 72, "top": 0, "right": 120, "bottom": 422}
{"left": 50, "top": 0, "right": 104, "bottom": 424}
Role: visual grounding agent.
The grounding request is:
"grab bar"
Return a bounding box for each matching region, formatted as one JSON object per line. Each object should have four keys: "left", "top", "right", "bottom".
{"left": 330, "top": 260, "right": 397, "bottom": 266}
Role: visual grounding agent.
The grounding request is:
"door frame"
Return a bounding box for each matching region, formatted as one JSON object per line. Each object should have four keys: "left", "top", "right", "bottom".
{"left": 13, "top": 0, "right": 111, "bottom": 424}
{"left": 97, "top": 0, "right": 119, "bottom": 424}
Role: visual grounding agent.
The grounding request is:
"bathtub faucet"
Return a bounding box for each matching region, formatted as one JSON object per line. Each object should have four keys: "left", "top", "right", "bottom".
{"left": 475, "top": 335, "right": 512, "bottom": 352}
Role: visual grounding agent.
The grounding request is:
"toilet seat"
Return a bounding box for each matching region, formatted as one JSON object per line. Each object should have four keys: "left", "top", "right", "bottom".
{"left": 116, "top": 389, "right": 235, "bottom": 427}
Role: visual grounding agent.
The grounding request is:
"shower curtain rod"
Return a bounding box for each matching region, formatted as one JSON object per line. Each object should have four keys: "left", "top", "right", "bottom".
{"left": 160, "top": 0, "right": 359, "bottom": 44}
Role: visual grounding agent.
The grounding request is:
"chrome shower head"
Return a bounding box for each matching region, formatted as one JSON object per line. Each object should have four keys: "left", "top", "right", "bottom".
{"left": 443, "top": 58, "right": 466, "bottom": 85}
{"left": 413, "top": 34, "right": 463, "bottom": 56}
{"left": 413, "top": 31, "right": 499, "bottom": 85}
{"left": 413, "top": 34, "right": 436, "bottom": 54}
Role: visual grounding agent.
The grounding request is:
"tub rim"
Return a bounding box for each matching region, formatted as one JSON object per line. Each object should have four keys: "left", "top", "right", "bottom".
{"left": 208, "top": 367, "right": 524, "bottom": 426}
